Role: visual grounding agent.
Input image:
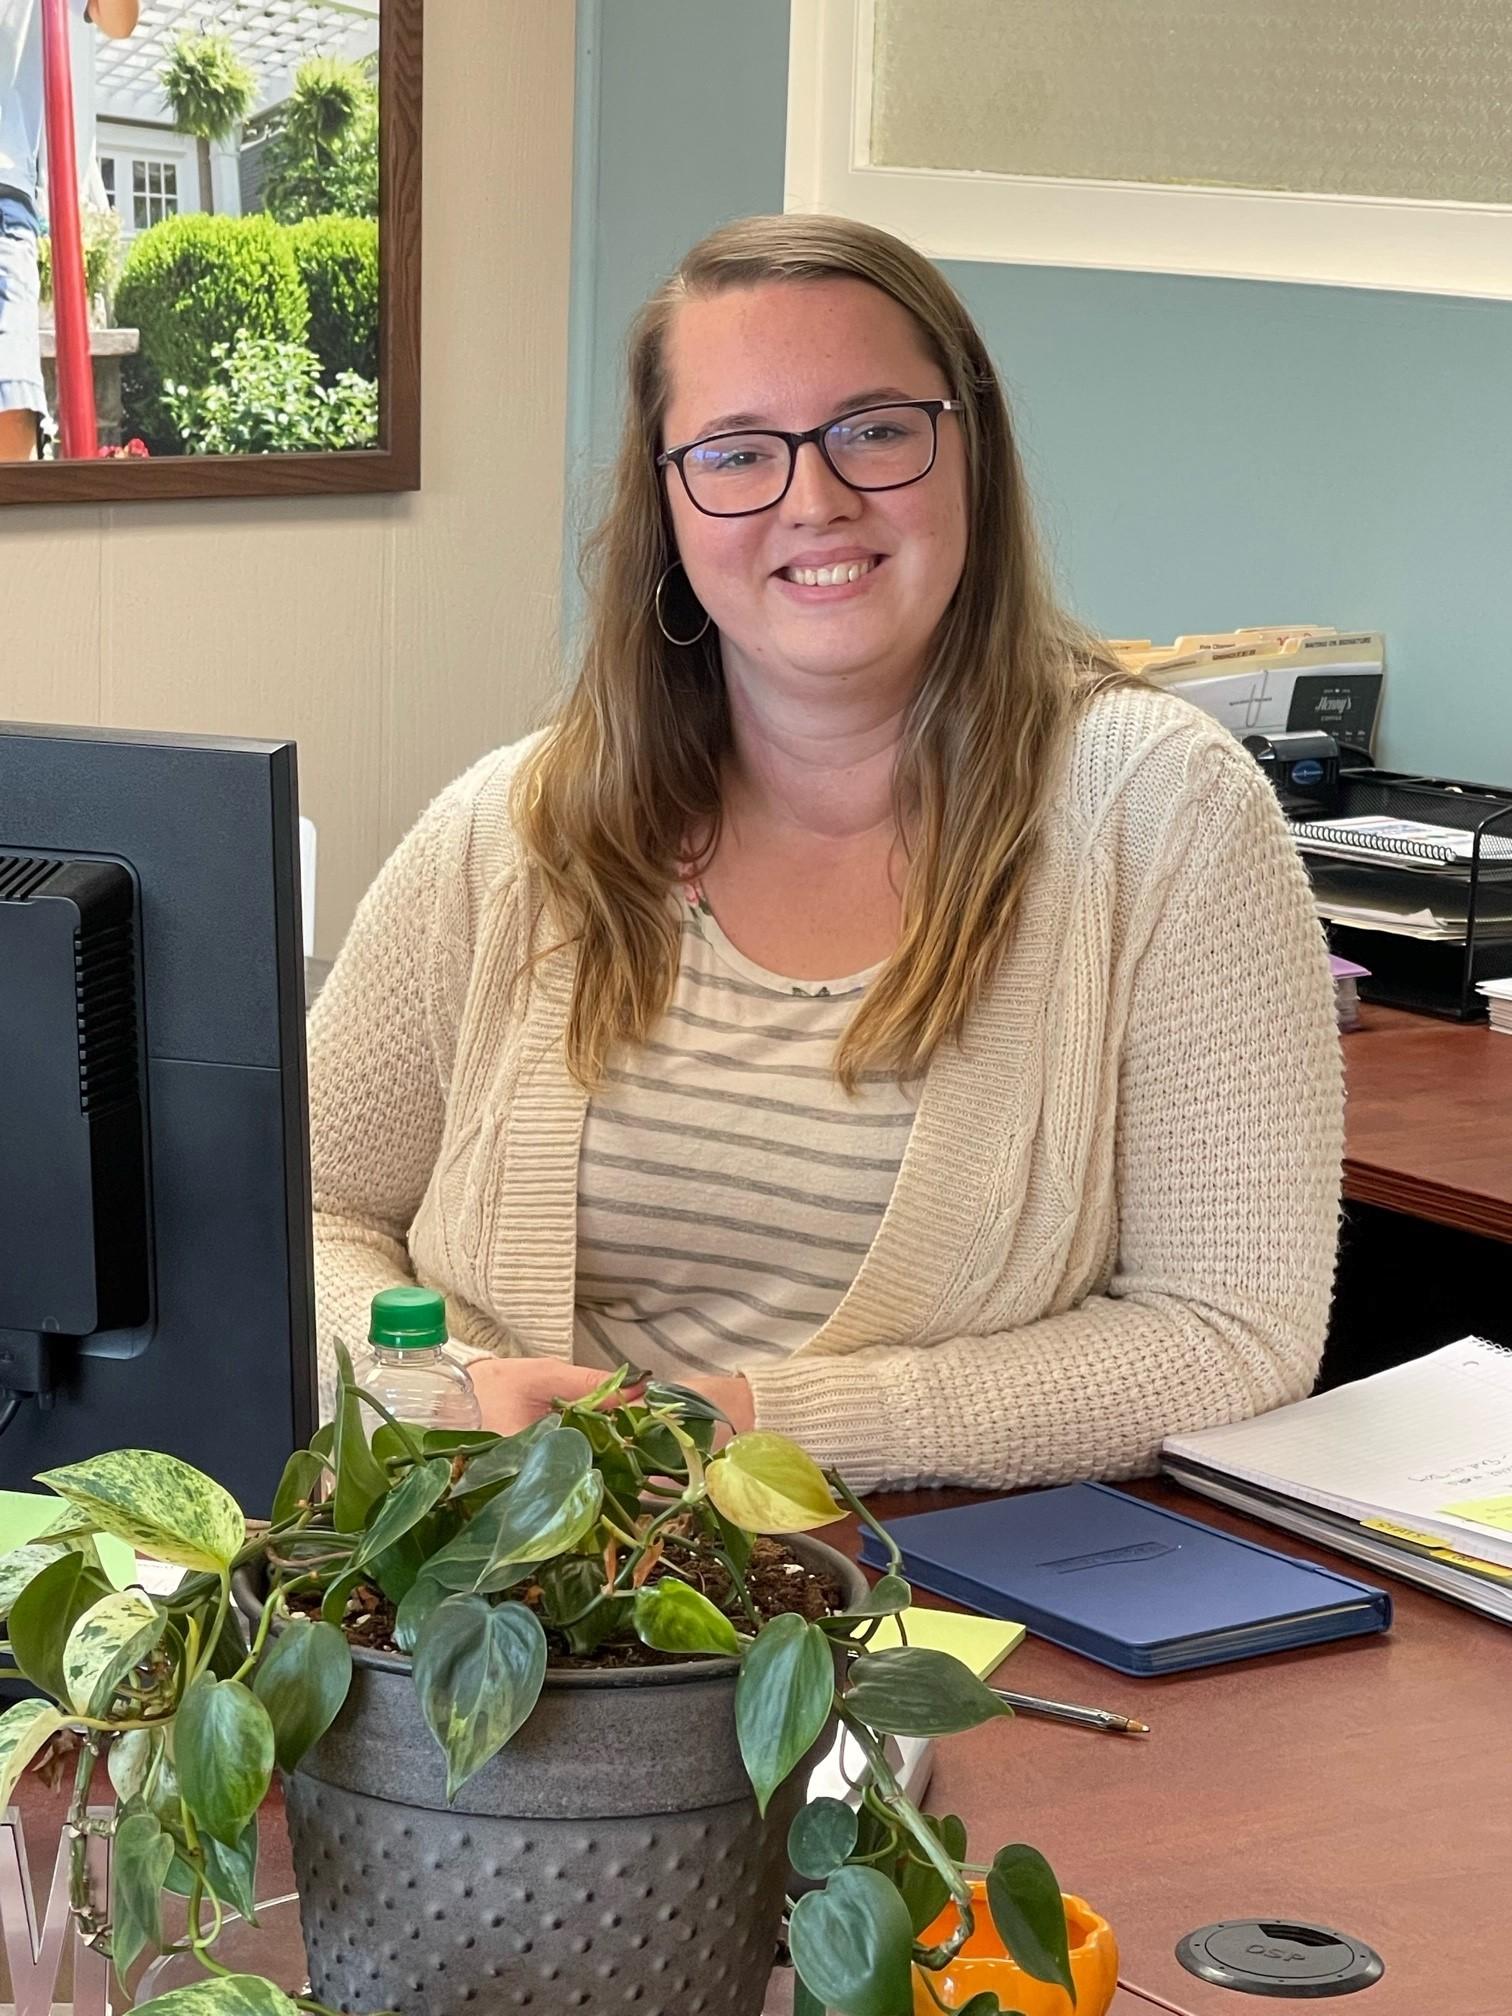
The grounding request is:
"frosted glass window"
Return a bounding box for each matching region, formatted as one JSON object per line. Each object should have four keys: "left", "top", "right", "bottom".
{"left": 871, "top": 0, "right": 1512, "bottom": 205}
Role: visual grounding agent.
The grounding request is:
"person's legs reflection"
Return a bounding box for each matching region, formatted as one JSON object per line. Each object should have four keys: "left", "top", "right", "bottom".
{"left": 0, "top": 404, "right": 39, "bottom": 459}
{"left": 0, "top": 202, "right": 45, "bottom": 462}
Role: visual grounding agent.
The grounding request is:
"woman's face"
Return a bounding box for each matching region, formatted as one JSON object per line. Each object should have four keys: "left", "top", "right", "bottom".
{"left": 660, "top": 278, "right": 969, "bottom": 703}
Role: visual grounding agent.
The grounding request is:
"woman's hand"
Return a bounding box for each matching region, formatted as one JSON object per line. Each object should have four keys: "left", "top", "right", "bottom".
{"left": 688, "top": 1375, "right": 757, "bottom": 1439}
{"left": 468, "top": 1358, "right": 755, "bottom": 1441}
{"left": 469, "top": 1359, "right": 611, "bottom": 1436}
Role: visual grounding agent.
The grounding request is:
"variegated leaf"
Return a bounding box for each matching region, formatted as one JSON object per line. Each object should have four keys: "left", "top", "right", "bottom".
{"left": 414, "top": 1597, "right": 547, "bottom": 1801}
{"left": 0, "top": 1541, "right": 73, "bottom": 1622}
{"left": 0, "top": 1699, "right": 66, "bottom": 1816}
{"left": 64, "top": 1589, "right": 166, "bottom": 1716}
{"left": 108, "top": 1725, "right": 165, "bottom": 1805}
{"left": 133, "top": 1975, "right": 303, "bottom": 2016}
{"left": 37, "top": 1451, "right": 244, "bottom": 1572}
{"left": 37, "top": 1502, "right": 99, "bottom": 1542}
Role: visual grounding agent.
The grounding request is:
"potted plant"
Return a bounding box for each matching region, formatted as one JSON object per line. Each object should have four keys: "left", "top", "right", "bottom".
{"left": 0, "top": 1354, "right": 1112, "bottom": 2016}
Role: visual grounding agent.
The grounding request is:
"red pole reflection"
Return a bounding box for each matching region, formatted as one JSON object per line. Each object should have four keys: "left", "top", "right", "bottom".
{"left": 40, "top": 0, "right": 99, "bottom": 458}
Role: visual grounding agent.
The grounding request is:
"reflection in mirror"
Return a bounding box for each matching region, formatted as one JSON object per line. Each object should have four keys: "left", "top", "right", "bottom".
{"left": 0, "top": 0, "right": 418, "bottom": 501}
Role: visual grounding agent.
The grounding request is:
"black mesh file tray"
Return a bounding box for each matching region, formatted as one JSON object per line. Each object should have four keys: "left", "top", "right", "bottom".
{"left": 1296, "top": 769, "right": 1512, "bottom": 1020}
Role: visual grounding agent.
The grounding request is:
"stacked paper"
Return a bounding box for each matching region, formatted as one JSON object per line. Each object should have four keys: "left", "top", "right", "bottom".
{"left": 1309, "top": 863, "right": 1512, "bottom": 943}
{"left": 1330, "top": 954, "right": 1368, "bottom": 1030}
{"left": 1477, "top": 976, "right": 1512, "bottom": 1034}
{"left": 1163, "top": 1338, "right": 1512, "bottom": 1624}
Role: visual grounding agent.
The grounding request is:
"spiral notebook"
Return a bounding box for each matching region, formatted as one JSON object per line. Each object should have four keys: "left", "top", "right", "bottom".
{"left": 1291, "top": 814, "right": 1512, "bottom": 872}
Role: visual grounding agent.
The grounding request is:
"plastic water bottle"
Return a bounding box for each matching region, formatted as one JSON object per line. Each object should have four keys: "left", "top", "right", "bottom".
{"left": 357, "top": 1287, "right": 482, "bottom": 1434}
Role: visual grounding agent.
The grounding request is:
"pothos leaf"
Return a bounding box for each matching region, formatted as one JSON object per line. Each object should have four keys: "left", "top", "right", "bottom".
{"left": 62, "top": 1588, "right": 165, "bottom": 1716}
{"left": 788, "top": 1796, "right": 859, "bottom": 1880}
{"left": 0, "top": 1541, "right": 74, "bottom": 1623}
{"left": 331, "top": 1344, "right": 389, "bottom": 1534}
{"left": 0, "top": 1699, "right": 66, "bottom": 1816}
{"left": 251, "top": 1617, "right": 353, "bottom": 1773}
{"left": 413, "top": 1596, "right": 548, "bottom": 1801}
{"left": 7, "top": 1550, "right": 113, "bottom": 1702}
{"left": 36, "top": 1451, "right": 243, "bottom": 1572}
{"left": 788, "top": 1865, "right": 916, "bottom": 2016}
{"left": 706, "top": 1434, "right": 844, "bottom": 1534}
{"left": 632, "top": 1579, "right": 741, "bottom": 1656}
{"left": 111, "top": 1808, "right": 175, "bottom": 1980}
{"left": 735, "top": 1612, "right": 835, "bottom": 1815}
{"left": 174, "top": 1675, "right": 275, "bottom": 1850}
{"left": 131, "top": 1974, "right": 303, "bottom": 2016}
{"left": 985, "top": 1843, "right": 1075, "bottom": 2001}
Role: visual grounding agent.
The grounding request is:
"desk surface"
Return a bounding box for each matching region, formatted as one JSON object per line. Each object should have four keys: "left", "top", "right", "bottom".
{"left": 7, "top": 1484, "right": 1506, "bottom": 2016}
{"left": 863, "top": 1480, "right": 1512, "bottom": 2016}
{"left": 1342, "top": 1002, "right": 1512, "bottom": 1240}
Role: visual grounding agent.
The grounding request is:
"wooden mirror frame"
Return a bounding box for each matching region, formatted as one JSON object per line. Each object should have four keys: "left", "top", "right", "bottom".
{"left": 0, "top": 0, "right": 421, "bottom": 507}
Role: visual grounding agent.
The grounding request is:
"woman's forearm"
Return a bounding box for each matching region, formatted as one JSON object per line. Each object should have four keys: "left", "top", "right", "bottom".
{"left": 744, "top": 1278, "right": 1328, "bottom": 1494}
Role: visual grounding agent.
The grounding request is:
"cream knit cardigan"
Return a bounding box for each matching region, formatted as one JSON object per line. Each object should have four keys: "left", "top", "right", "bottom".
{"left": 309, "top": 683, "right": 1343, "bottom": 1492}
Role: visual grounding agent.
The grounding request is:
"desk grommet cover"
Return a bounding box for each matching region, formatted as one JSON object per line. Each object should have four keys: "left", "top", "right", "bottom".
{"left": 1176, "top": 1918, "right": 1384, "bottom": 1997}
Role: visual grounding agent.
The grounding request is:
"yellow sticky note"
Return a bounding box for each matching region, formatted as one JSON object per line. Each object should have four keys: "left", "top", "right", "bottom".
{"left": 1440, "top": 1494, "right": 1512, "bottom": 1534}
{"left": 866, "top": 1606, "right": 1024, "bottom": 1680}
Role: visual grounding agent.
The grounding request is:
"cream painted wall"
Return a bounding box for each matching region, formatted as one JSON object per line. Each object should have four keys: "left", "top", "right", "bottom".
{"left": 0, "top": 1, "right": 576, "bottom": 960}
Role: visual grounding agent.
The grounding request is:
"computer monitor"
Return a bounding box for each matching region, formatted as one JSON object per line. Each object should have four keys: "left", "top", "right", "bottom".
{"left": 0, "top": 723, "right": 316, "bottom": 1515}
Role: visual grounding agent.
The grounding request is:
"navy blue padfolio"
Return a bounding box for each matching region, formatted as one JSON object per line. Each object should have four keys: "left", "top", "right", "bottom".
{"left": 859, "top": 1483, "right": 1392, "bottom": 1676}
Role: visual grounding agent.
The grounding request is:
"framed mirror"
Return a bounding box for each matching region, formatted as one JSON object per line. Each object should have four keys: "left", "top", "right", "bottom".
{"left": 0, "top": 0, "right": 420, "bottom": 504}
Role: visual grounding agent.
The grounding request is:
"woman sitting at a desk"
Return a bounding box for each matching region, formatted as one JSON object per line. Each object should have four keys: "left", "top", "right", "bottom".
{"left": 308, "top": 214, "right": 1342, "bottom": 1491}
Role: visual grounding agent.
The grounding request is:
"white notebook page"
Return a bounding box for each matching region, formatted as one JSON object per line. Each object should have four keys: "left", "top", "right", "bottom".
{"left": 1163, "top": 1338, "right": 1512, "bottom": 1567}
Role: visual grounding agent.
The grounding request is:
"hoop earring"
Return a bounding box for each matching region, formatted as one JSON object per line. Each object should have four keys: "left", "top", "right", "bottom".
{"left": 654, "top": 562, "right": 712, "bottom": 647}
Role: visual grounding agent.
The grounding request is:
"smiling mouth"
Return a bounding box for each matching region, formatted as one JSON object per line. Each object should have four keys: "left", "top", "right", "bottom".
{"left": 779, "top": 556, "right": 882, "bottom": 587}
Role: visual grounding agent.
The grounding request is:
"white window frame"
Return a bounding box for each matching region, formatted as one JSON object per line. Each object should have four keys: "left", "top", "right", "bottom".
{"left": 126, "top": 155, "right": 181, "bottom": 234}
{"left": 96, "top": 126, "right": 195, "bottom": 236}
{"left": 786, "top": 0, "right": 1512, "bottom": 300}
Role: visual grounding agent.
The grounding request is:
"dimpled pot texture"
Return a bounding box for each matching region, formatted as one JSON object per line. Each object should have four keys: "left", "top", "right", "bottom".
{"left": 235, "top": 1535, "right": 866, "bottom": 2016}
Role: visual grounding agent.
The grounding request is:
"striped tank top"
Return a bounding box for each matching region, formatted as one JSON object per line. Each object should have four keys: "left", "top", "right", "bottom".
{"left": 572, "top": 885, "right": 919, "bottom": 1380}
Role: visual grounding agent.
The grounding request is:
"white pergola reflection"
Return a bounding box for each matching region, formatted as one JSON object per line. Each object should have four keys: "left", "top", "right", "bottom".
{"left": 95, "top": 0, "right": 381, "bottom": 124}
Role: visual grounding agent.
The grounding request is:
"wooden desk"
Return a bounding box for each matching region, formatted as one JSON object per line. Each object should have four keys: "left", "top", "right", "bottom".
{"left": 8, "top": 1486, "right": 1507, "bottom": 2016}
{"left": 1342, "top": 1002, "right": 1512, "bottom": 1241}
{"left": 863, "top": 1483, "right": 1512, "bottom": 2016}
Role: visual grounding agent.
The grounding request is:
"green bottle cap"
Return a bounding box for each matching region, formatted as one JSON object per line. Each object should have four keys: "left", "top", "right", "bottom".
{"left": 369, "top": 1286, "right": 448, "bottom": 1349}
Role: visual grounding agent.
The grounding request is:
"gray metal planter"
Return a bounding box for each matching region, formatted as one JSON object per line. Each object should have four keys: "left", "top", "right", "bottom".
{"left": 236, "top": 1537, "right": 864, "bottom": 2015}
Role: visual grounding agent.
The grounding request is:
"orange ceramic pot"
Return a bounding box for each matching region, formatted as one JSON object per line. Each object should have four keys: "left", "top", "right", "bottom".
{"left": 912, "top": 1885, "right": 1119, "bottom": 2016}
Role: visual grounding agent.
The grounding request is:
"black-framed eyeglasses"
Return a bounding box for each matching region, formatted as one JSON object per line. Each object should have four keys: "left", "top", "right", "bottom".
{"left": 656, "top": 398, "right": 964, "bottom": 518}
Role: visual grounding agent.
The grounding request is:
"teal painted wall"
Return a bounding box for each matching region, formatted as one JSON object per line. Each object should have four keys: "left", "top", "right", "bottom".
{"left": 572, "top": 0, "right": 1512, "bottom": 780}
{"left": 567, "top": 0, "right": 790, "bottom": 558}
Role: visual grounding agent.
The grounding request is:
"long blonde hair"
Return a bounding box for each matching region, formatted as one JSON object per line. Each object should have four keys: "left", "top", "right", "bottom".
{"left": 517, "top": 213, "right": 1127, "bottom": 1090}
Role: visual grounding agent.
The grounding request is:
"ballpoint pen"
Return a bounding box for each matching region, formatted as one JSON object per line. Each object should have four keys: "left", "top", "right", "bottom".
{"left": 991, "top": 1686, "right": 1150, "bottom": 1735}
